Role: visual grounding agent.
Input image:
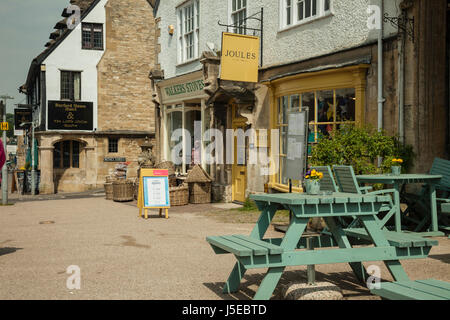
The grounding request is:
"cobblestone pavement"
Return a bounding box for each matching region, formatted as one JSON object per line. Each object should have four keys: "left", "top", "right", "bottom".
{"left": 0, "top": 197, "right": 449, "bottom": 300}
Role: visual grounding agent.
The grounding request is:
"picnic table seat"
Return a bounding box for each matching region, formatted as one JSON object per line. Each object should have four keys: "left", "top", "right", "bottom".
{"left": 343, "top": 228, "right": 438, "bottom": 248}
{"left": 206, "top": 235, "right": 283, "bottom": 257}
{"left": 371, "top": 279, "right": 450, "bottom": 300}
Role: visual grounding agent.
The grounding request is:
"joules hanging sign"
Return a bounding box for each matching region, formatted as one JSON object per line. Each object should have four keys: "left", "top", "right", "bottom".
{"left": 220, "top": 32, "right": 260, "bottom": 83}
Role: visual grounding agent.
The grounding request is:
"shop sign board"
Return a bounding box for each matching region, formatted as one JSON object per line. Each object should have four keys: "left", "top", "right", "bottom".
{"left": 14, "top": 108, "right": 32, "bottom": 130}
{"left": 220, "top": 32, "right": 260, "bottom": 83}
{"left": 104, "top": 157, "right": 126, "bottom": 162}
{"left": 47, "top": 100, "right": 93, "bottom": 131}
{"left": 161, "top": 79, "right": 205, "bottom": 102}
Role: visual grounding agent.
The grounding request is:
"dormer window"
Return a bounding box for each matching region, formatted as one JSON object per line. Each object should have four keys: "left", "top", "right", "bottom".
{"left": 82, "top": 23, "right": 103, "bottom": 50}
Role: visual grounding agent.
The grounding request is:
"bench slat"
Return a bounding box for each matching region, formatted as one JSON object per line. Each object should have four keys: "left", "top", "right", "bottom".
{"left": 221, "top": 235, "right": 268, "bottom": 256}
{"left": 206, "top": 236, "right": 252, "bottom": 256}
{"left": 371, "top": 282, "right": 448, "bottom": 300}
{"left": 416, "top": 279, "right": 450, "bottom": 291}
{"left": 344, "top": 228, "right": 437, "bottom": 248}
{"left": 233, "top": 235, "right": 283, "bottom": 255}
{"left": 397, "top": 281, "right": 450, "bottom": 299}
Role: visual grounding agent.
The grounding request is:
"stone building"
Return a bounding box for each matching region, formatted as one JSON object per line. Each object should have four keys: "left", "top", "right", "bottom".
{"left": 152, "top": 0, "right": 448, "bottom": 202}
{"left": 19, "top": 0, "right": 156, "bottom": 193}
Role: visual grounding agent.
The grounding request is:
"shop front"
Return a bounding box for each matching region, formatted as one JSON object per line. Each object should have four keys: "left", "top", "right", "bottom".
{"left": 265, "top": 64, "right": 369, "bottom": 193}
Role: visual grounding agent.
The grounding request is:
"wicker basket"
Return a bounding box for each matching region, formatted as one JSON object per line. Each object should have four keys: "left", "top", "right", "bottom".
{"left": 112, "top": 180, "right": 135, "bottom": 202}
{"left": 169, "top": 184, "right": 189, "bottom": 206}
{"left": 188, "top": 182, "right": 211, "bottom": 204}
{"left": 104, "top": 183, "right": 113, "bottom": 200}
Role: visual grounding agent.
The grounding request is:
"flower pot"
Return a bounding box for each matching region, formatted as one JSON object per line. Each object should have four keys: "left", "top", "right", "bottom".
{"left": 391, "top": 166, "right": 401, "bottom": 176}
{"left": 305, "top": 179, "right": 321, "bottom": 195}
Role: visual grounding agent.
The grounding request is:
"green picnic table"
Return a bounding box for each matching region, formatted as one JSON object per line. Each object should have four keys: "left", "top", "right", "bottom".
{"left": 356, "top": 174, "right": 443, "bottom": 236}
{"left": 206, "top": 192, "right": 447, "bottom": 300}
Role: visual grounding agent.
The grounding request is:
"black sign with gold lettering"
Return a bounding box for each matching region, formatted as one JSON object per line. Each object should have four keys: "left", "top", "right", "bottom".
{"left": 48, "top": 101, "right": 93, "bottom": 131}
{"left": 14, "top": 108, "right": 32, "bottom": 130}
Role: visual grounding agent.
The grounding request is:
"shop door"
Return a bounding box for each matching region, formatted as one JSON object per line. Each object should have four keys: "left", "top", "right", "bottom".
{"left": 232, "top": 104, "right": 247, "bottom": 203}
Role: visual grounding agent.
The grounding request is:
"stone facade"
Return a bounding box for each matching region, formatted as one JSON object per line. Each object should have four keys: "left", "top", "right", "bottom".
{"left": 97, "top": 0, "right": 155, "bottom": 133}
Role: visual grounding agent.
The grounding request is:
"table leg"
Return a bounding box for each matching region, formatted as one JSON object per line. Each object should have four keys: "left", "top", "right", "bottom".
{"left": 429, "top": 184, "right": 438, "bottom": 232}
{"left": 223, "top": 203, "right": 278, "bottom": 294}
{"left": 253, "top": 217, "right": 308, "bottom": 300}
{"left": 360, "top": 215, "right": 410, "bottom": 282}
{"left": 394, "top": 182, "right": 402, "bottom": 232}
{"left": 324, "top": 217, "right": 368, "bottom": 283}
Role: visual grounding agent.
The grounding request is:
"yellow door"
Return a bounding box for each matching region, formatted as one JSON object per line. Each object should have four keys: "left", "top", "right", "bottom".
{"left": 232, "top": 103, "right": 247, "bottom": 203}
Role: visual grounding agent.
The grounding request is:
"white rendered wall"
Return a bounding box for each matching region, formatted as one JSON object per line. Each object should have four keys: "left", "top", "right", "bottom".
{"left": 43, "top": 0, "right": 108, "bottom": 131}
{"left": 157, "top": 0, "right": 401, "bottom": 78}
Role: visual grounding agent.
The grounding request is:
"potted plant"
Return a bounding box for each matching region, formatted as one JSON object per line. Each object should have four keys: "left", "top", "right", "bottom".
{"left": 391, "top": 158, "right": 403, "bottom": 175}
{"left": 304, "top": 169, "right": 324, "bottom": 195}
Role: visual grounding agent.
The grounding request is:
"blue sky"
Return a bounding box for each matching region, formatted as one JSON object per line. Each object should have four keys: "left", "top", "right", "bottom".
{"left": 0, "top": 0, "right": 65, "bottom": 112}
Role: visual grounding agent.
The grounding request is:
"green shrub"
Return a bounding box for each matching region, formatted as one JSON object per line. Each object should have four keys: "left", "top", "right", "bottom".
{"left": 310, "top": 125, "right": 415, "bottom": 175}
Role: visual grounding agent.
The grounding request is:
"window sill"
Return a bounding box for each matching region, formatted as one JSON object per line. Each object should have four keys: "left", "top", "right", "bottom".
{"left": 278, "top": 11, "right": 333, "bottom": 33}
{"left": 176, "top": 58, "right": 200, "bottom": 68}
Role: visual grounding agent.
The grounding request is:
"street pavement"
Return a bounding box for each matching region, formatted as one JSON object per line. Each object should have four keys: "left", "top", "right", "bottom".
{"left": 0, "top": 197, "right": 449, "bottom": 300}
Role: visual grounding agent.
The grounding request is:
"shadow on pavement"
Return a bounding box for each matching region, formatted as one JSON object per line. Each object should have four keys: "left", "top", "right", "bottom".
{"left": 0, "top": 247, "right": 23, "bottom": 257}
{"left": 428, "top": 253, "right": 450, "bottom": 264}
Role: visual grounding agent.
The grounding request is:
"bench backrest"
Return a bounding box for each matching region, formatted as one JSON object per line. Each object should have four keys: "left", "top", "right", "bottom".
{"left": 311, "top": 166, "right": 339, "bottom": 192}
{"left": 430, "top": 158, "right": 450, "bottom": 192}
{"left": 333, "top": 165, "right": 361, "bottom": 194}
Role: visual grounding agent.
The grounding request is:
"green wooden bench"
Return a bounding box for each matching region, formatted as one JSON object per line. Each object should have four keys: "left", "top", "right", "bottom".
{"left": 333, "top": 165, "right": 396, "bottom": 229}
{"left": 371, "top": 279, "right": 450, "bottom": 300}
{"left": 344, "top": 228, "right": 438, "bottom": 248}
{"left": 311, "top": 166, "right": 339, "bottom": 193}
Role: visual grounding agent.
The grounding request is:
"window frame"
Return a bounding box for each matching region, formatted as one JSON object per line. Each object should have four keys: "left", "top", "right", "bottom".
{"left": 53, "top": 140, "right": 81, "bottom": 169}
{"left": 177, "top": 0, "right": 200, "bottom": 65}
{"left": 81, "top": 23, "right": 104, "bottom": 50}
{"left": 228, "top": 0, "right": 247, "bottom": 35}
{"left": 60, "top": 70, "right": 82, "bottom": 101}
{"left": 108, "top": 138, "right": 119, "bottom": 154}
{"left": 279, "top": 0, "right": 332, "bottom": 31}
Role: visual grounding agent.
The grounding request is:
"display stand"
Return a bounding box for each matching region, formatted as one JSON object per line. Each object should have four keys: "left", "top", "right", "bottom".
{"left": 137, "top": 169, "right": 170, "bottom": 220}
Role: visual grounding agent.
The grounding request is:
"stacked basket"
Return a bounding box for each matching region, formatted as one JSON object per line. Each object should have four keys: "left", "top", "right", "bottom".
{"left": 186, "top": 165, "right": 212, "bottom": 204}
{"left": 104, "top": 176, "right": 114, "bottom": 200}
{"left": 112, "top": 179, "right": 135, "bottom": 202}
{"left": 169, "top": 184, "right": 189, "bottom": 206}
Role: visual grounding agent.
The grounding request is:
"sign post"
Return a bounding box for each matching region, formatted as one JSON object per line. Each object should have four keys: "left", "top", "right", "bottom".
{"left": 137, "top": 169, "right": 170, "bottom": 220}
{"left": 1, "top": 95, "right": 14, "bottom": 205}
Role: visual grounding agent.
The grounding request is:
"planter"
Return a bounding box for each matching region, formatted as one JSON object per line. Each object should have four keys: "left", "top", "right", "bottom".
{"left": 305, "top": 179, "right": 321, "bottom": 195}
{"left": 391, "top": 166, "right": 401, "bottom": 176}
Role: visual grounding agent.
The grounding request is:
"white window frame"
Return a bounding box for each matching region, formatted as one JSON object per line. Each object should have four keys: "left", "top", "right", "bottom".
{"left": 279, "top": 0, "right": 332, "bottom": 31}
{"left": 228, "top": 0, "right": 247, "bottom": 35}
{"left": 177, "top": 0, "right": 200, "bottom": 65}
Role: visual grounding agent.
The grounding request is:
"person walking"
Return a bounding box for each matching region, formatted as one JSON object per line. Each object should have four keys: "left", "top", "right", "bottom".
{"left": 0, "top": 139, "right": 5, "bottom": 184}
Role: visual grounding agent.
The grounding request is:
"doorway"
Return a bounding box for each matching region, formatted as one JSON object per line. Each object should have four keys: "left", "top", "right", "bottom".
{"left": 231, "top": 103, "right": 247, "bottom": 203}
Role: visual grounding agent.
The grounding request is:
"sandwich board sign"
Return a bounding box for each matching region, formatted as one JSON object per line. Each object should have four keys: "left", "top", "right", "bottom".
{"left": 137, "top": 168, "right": 170, "bottom": 219}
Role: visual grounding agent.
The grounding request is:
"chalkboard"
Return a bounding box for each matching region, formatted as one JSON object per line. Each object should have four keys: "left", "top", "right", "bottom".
{"left": 284, "top": 110, "right": 309, "bottom": 181}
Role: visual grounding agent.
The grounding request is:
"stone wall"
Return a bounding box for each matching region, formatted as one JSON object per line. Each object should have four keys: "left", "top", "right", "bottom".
{"left": 97, "top": 0, "right": 155, "bottom": 132}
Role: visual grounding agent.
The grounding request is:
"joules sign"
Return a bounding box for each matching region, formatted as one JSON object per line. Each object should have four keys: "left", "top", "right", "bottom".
{"left": 220, "top": 32, "right": 260, "bottom": 83}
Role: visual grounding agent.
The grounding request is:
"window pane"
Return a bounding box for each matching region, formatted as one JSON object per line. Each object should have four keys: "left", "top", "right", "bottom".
{"left": 305, "top": 0, "right": 311, "bottom": 18}
{"left": 325, "top": 0, "right": 330, "bottom": 11}
{"left": 281, "top": 96, "right": 289, "bottom": 125}
{"left": 108, "top": 138, "right": 118, "bottom": 153}
{"left": 298, "top": 1, "right": 304, "bottom": 21}
{"left": 94, "top": 31, "right": 102, "bottom": 49}
{"left": 72, "top": 141, "right": 80, "bottom": 168}
{"left": 73, "top": 72, "right": 81, "bottom": 101}
{"left": 336, "top": 88, "right": 356, "bottom": 122}
{"left": 63, "top": 141, "right": 71, "bottom": 168}
{"left": 168, "top": 110, "right": 183, "bottom": 171}
{"left": 54, "top": 142, "right": 61, "bottom": 168}
{"left": 312, "top": 0, "right": 317, "bottom": 16}
{"left": 286, "top": 0, "right": 292, "bottom": 25}
{"left": 317, "top": 90, "right": 334, "bottom": 137}
{"left": 291, "top": 94, "right": 300, "bottom": 111}
{"left": 82, "top": 29, "right": 91, "bottom": 48}
{"left": 61, "top": 72, "right": 70, "bottom": 100}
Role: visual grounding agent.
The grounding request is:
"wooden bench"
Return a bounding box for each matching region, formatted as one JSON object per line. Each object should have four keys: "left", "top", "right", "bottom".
{"left": 206, "top": 235, "right": 283, "bottom": 257}
{"left": 371, "top": 279, "right": 450, "bottom": 300}
{"left": 343, "top": 228, "right": 438, "bottom": 248}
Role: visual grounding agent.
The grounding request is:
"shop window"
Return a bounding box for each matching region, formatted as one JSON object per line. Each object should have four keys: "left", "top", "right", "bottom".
{"left": 177, "top": 0, "right": 199, "bottom": 64}
{"left": 53, "top": 141, "right": 80, "bottom": 169}
{"left": 230, "top": 0, "right": 247, "bottom": 34}
{"left": 60, "top": 71, "right": 81, "bottom": 101}
{"left": 275, "top": 88, "right": 356, "bottom": 186}
{"left": 280, "top": 0, "right": 331, "bottom": 30}
{"left": 164, "top": 104, "right": 202, "bottom": 174}
{"left": 82, "top": 23, "right": 103, "bottom": 50}
{"left": 108, "top": 138, "right": 119, "bottom": 153}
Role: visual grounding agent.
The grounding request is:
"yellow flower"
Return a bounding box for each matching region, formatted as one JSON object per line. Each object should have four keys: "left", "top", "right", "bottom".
{"left": 318, "top": 172, "right": 324, "bottom": 179}
{"left": 305, "top": 175, "right": 310, "bottom": 179}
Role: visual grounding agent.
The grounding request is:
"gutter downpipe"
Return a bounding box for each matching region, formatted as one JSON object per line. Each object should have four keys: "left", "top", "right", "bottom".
{"left": 398, "top": 7, "right": 406, "bottom": 145}
{"left": 378, "top": 0, "right": 385, "bottom": 135}
{"left": 377, "top": 0, "right": 385, "bottom": 167}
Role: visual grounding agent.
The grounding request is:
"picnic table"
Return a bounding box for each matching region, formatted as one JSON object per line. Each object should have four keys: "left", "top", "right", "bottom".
{"left": 356, "top": 174, "right": 443, "bottom": 236}
{"left": 206, "top": 192, "right": 443, "bottom": 300}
